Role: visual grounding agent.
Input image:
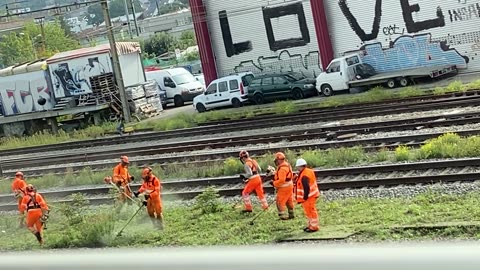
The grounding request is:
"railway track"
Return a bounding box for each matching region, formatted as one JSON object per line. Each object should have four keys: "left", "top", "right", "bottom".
{"left": 200, "top": 90, "right": 480, "bottom": 125}
{"left": 2, "top": 109, "right": 480, "bottom": 173}
{"left": 1, "top": 91, "right": 479, "bottom": 157}
{"left": 1, "top": 158, "right": 479, "bottom": 211}
{"left": 4, "top": 127, "right": 480, "bottom": 179}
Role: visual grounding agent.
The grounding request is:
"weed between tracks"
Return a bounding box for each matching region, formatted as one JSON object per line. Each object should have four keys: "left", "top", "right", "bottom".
{"left": 1, "top": 132, "right": 478, "bottom": 193}
{"left": 1, "top": 80, "right": 479, "bottom": 151}
{"left": 2, "top": 190, "right": 480, "bottom": 251}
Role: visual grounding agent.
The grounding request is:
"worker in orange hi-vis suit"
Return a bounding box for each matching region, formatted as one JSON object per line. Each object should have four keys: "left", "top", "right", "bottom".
{"left": 11, "top": 171, "right": 28, "bottom": 227}
{"left": 134, "top": 167, "right": 164, "bottom": 230}
{"left": 20, "top": 184, "right": 50, "bottom": 245}
{"left": 238, "top": 150, "right": 268, "bottom": 213}
{"left": 112, "top": 156, "right": 135, "bottom": 204}
{"left": 294, "top": 158, "right": 320, "bottom": 233}
{"left": 272, "top": 152, "right": 295, "bottom": 220}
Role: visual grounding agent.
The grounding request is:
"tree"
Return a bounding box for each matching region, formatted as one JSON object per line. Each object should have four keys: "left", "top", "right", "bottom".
{"left": 143, "top": 32, "right": 177, "bottom": 57}
{"left": 178, "top": 30, "right": 197, "bottom": 50}
{"left": 158, "top": 1, "right": 188, "bottom": 15}
{"left": 0, "top": 21, "right": 80, "bottom": 66}
{"left": 86, "top": 0, "right": 143, "bottom": 26}
{"left": 0, "top": 33, "right": 34, "bottom": 66}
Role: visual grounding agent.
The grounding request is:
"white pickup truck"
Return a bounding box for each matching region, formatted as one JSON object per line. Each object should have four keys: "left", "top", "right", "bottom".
{"left": 316, "top": 53, "right": 457, "bottom": 96}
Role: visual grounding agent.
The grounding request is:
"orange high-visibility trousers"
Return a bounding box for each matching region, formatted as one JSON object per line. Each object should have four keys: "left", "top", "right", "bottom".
{"left": 275, "top": 186, "right": 294, "bottom": 219}
{"left": 17, "top": 197, "right": 23, "bottom": 212}
{"left": 26, "top": 209, "right": 44, "bottom": 233}
{"left": 242, "top": 177, "right": 268, "bottom": 211}
{"left": 146, "top": 197, "right": 163, "bottom": 219}
{"left": 302, "top": 197, "right": 319, "bottom": 231}
{"left": 117, "top": 186, "right": 133, "bottom": 203}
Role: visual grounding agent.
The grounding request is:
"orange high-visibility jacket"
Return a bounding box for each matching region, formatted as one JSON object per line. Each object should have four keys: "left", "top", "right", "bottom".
{"left": 294, "top": 167, "right": 320, "bottom": 203}
{"left": 138, "top": 175, "right": 161, "bottom": 199}
{"left": 20, "top": 192, "right": 49, "bottom": 214}
{"left": 273, "top": 161, "right": 294, "bottom": 188}
{"left": 11, "top": 177, "right": 27, "bottom": 195}
{"left": 113, "top": 163, "right": 131, "bottom": 185}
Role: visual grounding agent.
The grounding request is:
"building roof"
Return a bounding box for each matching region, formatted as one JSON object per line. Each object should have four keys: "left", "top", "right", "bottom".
{"left": 47, "top": 42, "right": 142, "bottom": 63}
{"left": 0, "top": 59, "right": 47, "bottom": 77}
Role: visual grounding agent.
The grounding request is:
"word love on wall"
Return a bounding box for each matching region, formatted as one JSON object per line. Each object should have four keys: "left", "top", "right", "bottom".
{"left": 339, "top": 0, "right": 446, "bottom": 42}
{"left": 219, "top": 2, "right": 311, "bottom": 57}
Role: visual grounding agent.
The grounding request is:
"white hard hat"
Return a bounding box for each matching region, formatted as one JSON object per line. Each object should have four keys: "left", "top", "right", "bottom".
{"left": 295, "top": 158, "right": 307, "bottom": 167}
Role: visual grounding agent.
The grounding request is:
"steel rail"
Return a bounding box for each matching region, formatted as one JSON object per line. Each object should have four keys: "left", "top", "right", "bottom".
{"left": 1, "top": 92, "right": 479, "bottom": 157}
{"left": 2, "top": 109, "right": 480, "bottom": 170}
{"left": 200, "top": 90, "right": 480, "bottom": 126}
{"left": 3, "top": 128, "right": 480, "bottom": 178}
{"left": 1, "top": 158, "right": 479, "bottom": 211}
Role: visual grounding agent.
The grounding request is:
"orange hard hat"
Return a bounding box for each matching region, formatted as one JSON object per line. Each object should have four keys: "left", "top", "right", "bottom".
{"left": 142, "top": 167, "right": 152, "bottom": 178}
{"left": 15, "top": 171, "right": 24, "bottom": 177}
{"left": 274, "top": 152, "right": 286, "bottom": 160}
{"left": 239, "top": 150, "right": 249, "bottom": 158}
{"left": 120, "top": 156, "right": 129, "bottom": 164}
{"left": 26, "top": 184, "right": 35, "bottom": 193}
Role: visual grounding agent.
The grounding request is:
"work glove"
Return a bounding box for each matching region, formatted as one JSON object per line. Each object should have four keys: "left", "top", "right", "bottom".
{"left": 144, "top": 194, "right": 150, "bottom": 200}
{"left": 13, "top": 193, "right": 21, "bottom": 199}
{"left": 130, "top": 176, "right": 135, "bottom": 181}
{"left": 239, "top": 174, "right": 246, "bottom": 180}
{"left": 133, "top": 191, "right": 140, "bottom": 198}
{"left": 142, "top": 200, "right": 148, "bottom": 206}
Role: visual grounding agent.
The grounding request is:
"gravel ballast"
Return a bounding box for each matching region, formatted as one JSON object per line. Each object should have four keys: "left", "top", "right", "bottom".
{"left": 5, "top": 106, "right": 480, "bottom": 161}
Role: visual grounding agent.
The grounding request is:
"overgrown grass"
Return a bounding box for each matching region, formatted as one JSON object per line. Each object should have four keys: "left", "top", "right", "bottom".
{"left": 1, "top": 132, "right": 479, "bottom": 194}
{"left": 2, "top": 190, "right": 480, "bottom": 250}
{"left": 1, "top": 80, "right": 477, "bottom": 151}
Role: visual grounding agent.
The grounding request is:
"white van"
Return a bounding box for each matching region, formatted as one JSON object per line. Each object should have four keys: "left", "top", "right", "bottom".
{"left": 145, "top": 67, "right": 205, "bottom": 107}
{"left": 193, "top": 72, "right": 254, "bottom": 113}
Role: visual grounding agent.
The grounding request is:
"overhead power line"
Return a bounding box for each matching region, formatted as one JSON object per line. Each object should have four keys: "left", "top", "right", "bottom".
{"left": 0, "top": 0, "right": 101, "bottom": 19}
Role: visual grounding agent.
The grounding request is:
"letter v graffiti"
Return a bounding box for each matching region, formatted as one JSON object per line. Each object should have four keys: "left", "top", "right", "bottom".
{"left": 338, "top": 0, "right": 382, "bottom": 42}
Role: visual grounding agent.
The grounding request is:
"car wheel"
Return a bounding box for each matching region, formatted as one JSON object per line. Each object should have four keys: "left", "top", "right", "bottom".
{"left": 292, "top": 88, "right": 304, "bottom": 100}
{"left": 231, "top": 98, "right": 241, "bottom": 108}
{"left": 174, "top": 95, "right": 184, "bottom": 107}
{"left": 196, "top": 103, "right": 206, "bottom": 113}
{"left": 253, "top": 93, "right": 265, "bottom": 105}
{"left": 321, "top": 84, "right": 333, "bottom": 97}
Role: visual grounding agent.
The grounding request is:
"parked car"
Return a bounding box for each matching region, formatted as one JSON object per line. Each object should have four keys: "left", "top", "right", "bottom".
{"left": 193, "top": 72, "right": 254, "bottom": 113}
{"left": 194, "top": 74, "right": 205, "bottom": 86}
{"left": 247, "top": 73, "right": 316, "bottom": 105}
{"left": 145, "top": 67, "right": 205, "bottom": 107}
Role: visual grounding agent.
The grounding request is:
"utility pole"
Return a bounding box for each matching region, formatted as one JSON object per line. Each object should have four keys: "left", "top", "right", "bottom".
{"left": 155, "top": 0, "right": 160, "bottom": 16}
{"left": 123, "top": 0, "right": 133, "bottom": 39}
{"left": 34, "top": 17, "right": 47, "bottom": 55}
{"left": 100, "top": 0, "right": 131, "bottom": 123}
{"left": 128, "top": 0, "right": 139, "bottom": 37}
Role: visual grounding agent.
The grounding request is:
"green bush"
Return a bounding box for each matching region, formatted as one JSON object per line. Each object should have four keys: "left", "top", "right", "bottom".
{"left": 193, "top": 187, "right": 224, "bottom": 215}
{"left": 48, "top": 193, "right": 115, "bottom": 248}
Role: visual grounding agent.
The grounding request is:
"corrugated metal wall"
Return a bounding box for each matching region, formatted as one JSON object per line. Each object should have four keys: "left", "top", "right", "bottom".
{"left": 203, "top": 0, "right": 323, "bottom": 78}
{"left": 324, "top": 0, "right": 480, "bottom": 73}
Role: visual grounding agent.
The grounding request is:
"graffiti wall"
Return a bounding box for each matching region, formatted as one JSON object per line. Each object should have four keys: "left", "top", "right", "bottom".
{"left": 203, "top": 0, "right": 322, "bottom": 78}
{"left": 0, "top": 71, "right": 54, "bottom": 116}
{"left": 49, "top": 53, "right": 112, "bottom": 98}
{"left": 325, "top": 0, "right": 480, "bottom": 72}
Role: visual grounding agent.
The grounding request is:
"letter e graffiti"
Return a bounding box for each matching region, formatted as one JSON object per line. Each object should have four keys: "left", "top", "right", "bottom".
{"left": 262, "top": 2, "right": 310, "bottom": 51}
{"left": 338, "top": 0, "right": 382, "bottom": 42}
{"left": 219, "top": 10, "right": 253, "bottom": 57}
{"left": 400, "top": 0, "right": 445, "bottom": 33}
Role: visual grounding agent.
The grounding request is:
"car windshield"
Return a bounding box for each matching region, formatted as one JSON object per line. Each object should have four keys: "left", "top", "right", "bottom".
{"left": 286, "top": 72, "right": 305, "bottom": 80}
{"left": 172, "top": 72, "right": 196, "bottom": 85}
{"left": 284, "top": 74, "right": 298, "bottom": 82}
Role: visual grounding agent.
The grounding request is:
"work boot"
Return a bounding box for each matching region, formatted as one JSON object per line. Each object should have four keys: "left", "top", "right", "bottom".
{"left": 304, "top": 228, "right": 318, "bottom": 233}
{"left": 34, "top": 232, "right": 43, "bottom": 245}
{"left": 241, "top": 209, "right": 252, "bottom": 213}
{"left": 288, "top": 210, "right": 295, "bottom": 219}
